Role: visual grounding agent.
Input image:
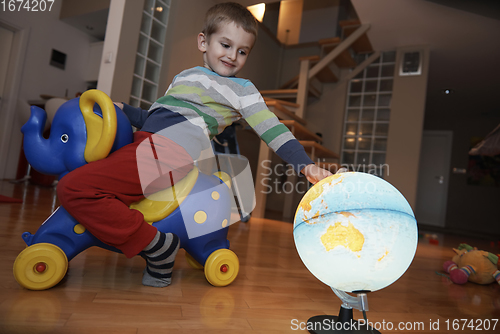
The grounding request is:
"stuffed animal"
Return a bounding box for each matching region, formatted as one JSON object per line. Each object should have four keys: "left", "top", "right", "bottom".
{"left": 443, "top": 243, "right": 500, "bottom": 285}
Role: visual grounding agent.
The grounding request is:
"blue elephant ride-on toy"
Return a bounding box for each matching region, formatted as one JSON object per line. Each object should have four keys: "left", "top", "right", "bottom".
{"left": 14, "top": 89, "right": 252, "bottom": 290}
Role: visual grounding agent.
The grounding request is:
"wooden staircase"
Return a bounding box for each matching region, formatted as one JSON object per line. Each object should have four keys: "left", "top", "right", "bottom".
{"left": 252, "top": 20, "right": 374, "bottom": 219}
{"left": 339, "top": 19, "right": 374, "bottom": 54}
{"left": 263, "top": 98, "right": 340, "bottom": 162}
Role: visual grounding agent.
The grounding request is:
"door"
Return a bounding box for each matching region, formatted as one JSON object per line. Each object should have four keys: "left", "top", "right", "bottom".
{"left": 415, "top": 130, "right": 453, "bottom": 227}
{"left": 0, "top": 25, "right": 14, "bottom": 105}
{"left": 0, "top": 25, "right": 15, "bottom": 179}
{"left": 0, "top": 21, "right": 26, "bottom": 179}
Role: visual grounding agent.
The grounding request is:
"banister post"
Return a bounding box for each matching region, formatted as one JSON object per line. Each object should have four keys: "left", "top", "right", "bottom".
{"left": 296, "top": 58, "right": 310, "bottom": 119}
{"left": 253, "top": 141, "right": 273, "bottom": 218}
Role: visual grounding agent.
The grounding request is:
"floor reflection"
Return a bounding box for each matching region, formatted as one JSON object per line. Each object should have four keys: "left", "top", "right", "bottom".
{"left": 0, "top": 291, "right": 63, "bottom": 334}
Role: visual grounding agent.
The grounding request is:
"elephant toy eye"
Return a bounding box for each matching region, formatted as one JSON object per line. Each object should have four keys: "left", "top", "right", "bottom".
{"left": 61, "top": 134, "right": 69, "bottom": 143}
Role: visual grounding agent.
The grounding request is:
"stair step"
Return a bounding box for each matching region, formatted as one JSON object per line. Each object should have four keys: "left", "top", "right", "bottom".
{"left": 318, "top": 37, "right": 357, "bottom": 68}
{"left": 264, "top": 97, "right": 299, "bottom": 110}
{"left": 299, "top": 55, "right": 339, "bottom": 82}
{"left": 280, "top": 120, "right": 322, "bottom": 143}
{"left": 280, "top": 50, "right": 348, "bottom": 89}
{"left": 299, "top": 141, "right": 340, "bottom": 159}
{"left": 261, "top": 86, "right": 321, "bottom": 100}
{"left": 339, "top": 20, "right": 373, "bottom": 54}
{"left": 265, "top": 99, "right": 306, "bottom": 125}
{"left": 261, "top": 89, "right": 298, "bottom": 99}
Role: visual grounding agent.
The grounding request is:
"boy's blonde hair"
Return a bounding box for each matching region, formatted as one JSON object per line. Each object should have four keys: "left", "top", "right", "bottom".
{"left": 202, "top": 2, "right": 258, "bottom": 40}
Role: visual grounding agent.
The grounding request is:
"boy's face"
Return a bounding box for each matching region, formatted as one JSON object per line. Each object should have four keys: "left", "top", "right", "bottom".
{"left": 198, "top": 21, "right": 255, "bottom": 77}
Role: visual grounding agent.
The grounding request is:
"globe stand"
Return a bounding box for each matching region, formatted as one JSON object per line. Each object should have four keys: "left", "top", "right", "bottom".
{"left": 307, "top": 289, "right": 381, "bottom": 334}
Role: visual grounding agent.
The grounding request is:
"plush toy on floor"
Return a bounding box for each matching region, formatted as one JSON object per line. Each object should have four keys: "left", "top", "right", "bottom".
{"left": 443, "top": 243, "right": 500, "bottom": 285}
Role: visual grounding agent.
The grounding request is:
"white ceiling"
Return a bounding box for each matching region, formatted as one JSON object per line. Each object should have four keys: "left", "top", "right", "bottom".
{"left": 61, "top": 8, "right": 109, "bottom": 40}
{"left": 351, "top": 0, "right": 500, "bottom": 102}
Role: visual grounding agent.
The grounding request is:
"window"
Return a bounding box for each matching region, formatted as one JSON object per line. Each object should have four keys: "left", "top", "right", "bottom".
{"left": 341, "top": 51, "right": 396, "bottom": 177}
{"left": 129, "top": 0, "right": 171, "bottom": 110}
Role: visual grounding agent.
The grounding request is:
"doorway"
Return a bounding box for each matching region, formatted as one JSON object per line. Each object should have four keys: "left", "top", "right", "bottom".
{"left": 0, "top": 24, "right": 15, "bottom": 179}
{"left": 0, "top": 21, "right": 27, "bottom": 179}
{"left": 415, "top": 130, "right": 453, "bottom": 227}
{"left": 0, "top": 26, "right": 14, "bottom": 102}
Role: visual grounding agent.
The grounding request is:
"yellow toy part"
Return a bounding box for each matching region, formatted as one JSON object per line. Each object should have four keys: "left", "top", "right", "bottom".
{"left": 451, "top": 246, "right": 498, "bottom": 285}
{"left": 444, "top": 243, "right": 500, "bottom": 285}
{"left": 213, "top": 171, "right": 231, "bottom": 189}
{"left": 204, "top": 249, "right": 239, "bottom": 287}
{"left": 130, "top": 167, "right": 199, "bottom": 223}
{"left": 185, "top": 252, "right": 204, "bottom": 270}
{"left": 13, "top": 243, "right": 68, "bottom": 290}
{"left": 80, "top": 89, "right": 117, "bottom": 163}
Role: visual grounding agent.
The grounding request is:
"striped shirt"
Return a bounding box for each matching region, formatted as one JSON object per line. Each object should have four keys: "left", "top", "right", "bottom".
{"left": 123, "top": 66, "right": 313, "bottom": 173}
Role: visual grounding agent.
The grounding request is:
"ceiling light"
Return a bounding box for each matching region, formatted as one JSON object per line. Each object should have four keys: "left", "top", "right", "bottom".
{"left": 443, "top": 89, "right": 454, "bottom": 95}
{"left": 247, "top": 3, "right": 265, "bottom": 22}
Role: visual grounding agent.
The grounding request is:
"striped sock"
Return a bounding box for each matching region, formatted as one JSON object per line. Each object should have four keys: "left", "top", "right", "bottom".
{"left": 142, "top": 231, "right": 180, "bottom": 287}
{"left": 493, "top": 270, "right": 500, "bottom": 284}
{"left": 459, "top": 265, "right": 475, "bottom": 277}
{"left": 444, "top": 262, "right": 458, "bottom": 273}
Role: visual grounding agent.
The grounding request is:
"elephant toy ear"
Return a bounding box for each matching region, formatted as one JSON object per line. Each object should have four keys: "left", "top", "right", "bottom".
{"left": 80, "top": 90, "right": 117, "bottom": 162}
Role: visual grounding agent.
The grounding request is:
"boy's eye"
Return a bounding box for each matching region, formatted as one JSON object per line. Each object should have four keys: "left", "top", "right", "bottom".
{"left": 221, "top": 43, "right": 230, "bottom": 48}
{"left": 238, "top": 50, "right": 247, "bottom": 56}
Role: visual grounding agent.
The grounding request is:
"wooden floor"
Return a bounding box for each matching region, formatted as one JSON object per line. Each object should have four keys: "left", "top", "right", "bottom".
{"left": 0, "top": 180, "right": 499, "bottom": 333}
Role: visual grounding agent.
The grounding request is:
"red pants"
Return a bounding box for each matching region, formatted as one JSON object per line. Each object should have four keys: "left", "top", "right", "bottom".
{"left": 57, "top": 131, "right": 194, "bottom": 258}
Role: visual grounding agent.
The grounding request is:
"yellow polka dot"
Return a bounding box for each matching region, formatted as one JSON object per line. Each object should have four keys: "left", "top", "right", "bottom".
{"left": 222, "top": 219, "right": 228, "bottom": 228}
{"left": 73, "top": 224, "right": 86, "bottom": 234}
{"left": 211, "top": 191, "right": 220, "bottom": 200}
{"left": 194, "top": 211, "right": 207, "bottom": 224}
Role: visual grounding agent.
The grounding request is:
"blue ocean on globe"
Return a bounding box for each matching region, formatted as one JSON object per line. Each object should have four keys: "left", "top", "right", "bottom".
{"left": 294, "top": 172, "right": 418, "bottom": 292}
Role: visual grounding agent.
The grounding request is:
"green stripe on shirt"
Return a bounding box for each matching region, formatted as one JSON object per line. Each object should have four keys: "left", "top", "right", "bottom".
{"left": 245, "top": 109, "right": 277, "bottom": 128}
{"left": 156, "top": 95, "right": 219, "bottom": 136}
{"left": 168, "top": 85, "right": 233, "bottom": 126}
{"left": 260, "top": 123, "right": 289, "bottom": 145}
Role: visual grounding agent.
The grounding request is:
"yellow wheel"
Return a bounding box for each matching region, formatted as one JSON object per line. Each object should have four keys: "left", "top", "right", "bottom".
{"left": 204, "top": 249, "right": 239, "bottom": 287}
{"left": 13, "top": 243, "right": 68, "bottom": 290}
{"left": 185, "top": 252, "right": 204, "bottom": 270}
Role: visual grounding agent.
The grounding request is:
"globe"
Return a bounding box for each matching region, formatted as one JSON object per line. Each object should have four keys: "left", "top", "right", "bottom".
{"left": 294, "top": 172, "right": 418, "bottom": 293}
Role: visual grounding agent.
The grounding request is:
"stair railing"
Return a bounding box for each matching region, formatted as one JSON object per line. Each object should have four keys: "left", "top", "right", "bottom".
{"left": 295, "top": 24, "right": 371, "bottom": 119}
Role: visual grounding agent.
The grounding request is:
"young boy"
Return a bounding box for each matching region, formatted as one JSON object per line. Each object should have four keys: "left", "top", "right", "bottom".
{"left": 58, "top": 2, "right": 332, "bottom": 288}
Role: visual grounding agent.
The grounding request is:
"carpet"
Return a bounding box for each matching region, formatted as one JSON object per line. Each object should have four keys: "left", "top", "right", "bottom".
{"left": 0, "top": 195, "right": 23, "bottom": 203}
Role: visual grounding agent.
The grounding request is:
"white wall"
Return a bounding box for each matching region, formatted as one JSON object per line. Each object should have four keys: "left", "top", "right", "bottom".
{"left": 299, "top": 2, "right": 339, "bottom": 43}
{"left": 97, "top": 0, "right": 143, "bottom": 102}
{"left": 158, "top": 0, "right": 216, "bottom": 96}
{"left": 1, "top": 3, "right": 97, "bottom": 102}
{"left": 0, "top": 1, "right": 98, "bottom": 179}
{"left": 385, "top": 46, "right": 430, "bottom": 209}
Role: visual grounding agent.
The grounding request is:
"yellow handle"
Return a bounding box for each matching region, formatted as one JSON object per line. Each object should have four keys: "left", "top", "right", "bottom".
{"left": 80, "top": 90, "right": 117, "bottom": 163}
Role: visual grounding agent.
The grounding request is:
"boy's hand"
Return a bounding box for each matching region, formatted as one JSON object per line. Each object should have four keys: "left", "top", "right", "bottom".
{"left": 301, "top": 164, "right": 333, "bottom": 184}
{"left": 114, "top": 102, "right": 124, "bottom": 110}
